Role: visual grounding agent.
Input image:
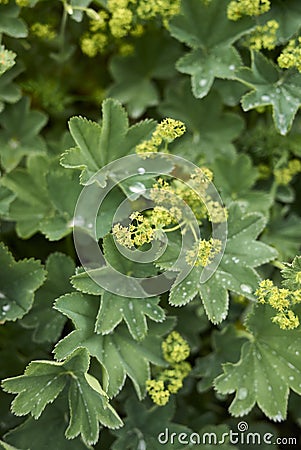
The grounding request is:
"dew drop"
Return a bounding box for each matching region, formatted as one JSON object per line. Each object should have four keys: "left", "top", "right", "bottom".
{"left": 229, "top": 64, "right": 236, "bottom": 71}
{"left": 129, "top": 302, "right": 133, "bottom": 311}
{"left": 261, "top": 95, "right": 270, "bottom": 102}
{"left": 137, "top": 167, "right": 146, "bottom": 175}
{"left": 199, "top": 79, "right": 207, "bottom": 87}
{"left": 237, "top": 387, "right": 248, "bottom": 400}
{"left": 2, "top": 304, "right": 10, "bottom": 312}
{"left": 232, "top": 257, "right": 240, "bottom": 264}
{"left": 240, "top": 284, "right": 252, "bottom": 294}
{"left": 0, "top": 292, "right": 6, "bottom": 299}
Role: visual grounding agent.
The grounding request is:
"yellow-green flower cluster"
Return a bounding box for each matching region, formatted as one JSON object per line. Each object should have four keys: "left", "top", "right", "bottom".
{"left": 112, "top": 206, "right": 182, "bottom": 248}
{"left": 136, "top": 0, "right": 181, "bottom": 25}
{"left": 31, "top": 23, "right": 56, "bottom": 40}
{"left": 206, "top": 200, "right": 228, "bottom": 223}
{"left": 16, "top": 0, "right": 29, "bottom": 6}
{"left": 274, "top": 159, "right": 301, "bottom": 185}
{"left": 136, "top": 118, "right": 186, "bottom": 156}
{"left": 278, "top": 37, "right": 301, "bottom": 73}
{"left": 255, "top": 279, "right": 301, "bottom": 330}
{"left": 185, "top": 238, "right": 222, "bottom": 267}
{"left": 162, "top": 331, "right": 190, "bottom": 363}
{"left": 228, "top": 0, "right": 270, "bottom": 21}
{"left": 80, "top": 10, "right": 109, "bottom": 57}
{"left": 112, "top": 212, "right": 154, "bottom": 248}
{"left": 146, "top": 331, "right": 191, "bottom": 406}
{"left": 247, "top": 20, "right": 279, "bottom": 51}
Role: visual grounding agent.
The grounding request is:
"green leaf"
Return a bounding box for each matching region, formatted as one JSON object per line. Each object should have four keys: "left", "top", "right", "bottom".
{"left": 0, "top": 3, "right": 27, "bottom": 38}
{"left": 1, "top": 155, "right": 53, "bottom": 238}
{"left": 112, "top": 397, "right": 191, "bottom": 450}
{"left": 71, "top": 234, "right": 158, "bottom": 297}
{"left": 0, "top": 64, "right": 22, "bottom": 112}
{"left": 169, "top": 0, "right": 253, "bottom": 98}
{"left": 109, "top": 30, "right": 182, "bottom": 118}
{"left": 159, "top": 79, "right": 243, "bottom": 163}
{"left": 195, "top": 325, "right": 248, "bottom": 392}
{"left": 0, "top": 45, "right": 16, "bottom": 76}
{"left": 20, "top": 253, "right": 75, "bottom": 343}
{"left": 261, "top": 207, "right": 301, "bottom": 260}
{"left": 0, "top": 440, "right": 22, "bottom": 450}
{"left": 54, "top": 292, "right": 175, "bottom": 398}
{"left": 169, "top": 203, "right": 277, "bottom": 323}
{"left": 40, "top": 168, "right": 83, "bottom": 241}
{"left": 4, "top": 401, "right": 91, "bottom": 450}
{"left": 0, "top": 97, "right": 47, "bottom": 172}
{"left": 211, "top": 153, "right": 273, "bottom": 214}
{"left": 237, "top": 51, "right": 301, "bottom": 135}
{"left": 2, "top": 348, "right": 122, "bottom": 445}
{"left": 281, "top": 256, "right": 301, "bottom": 290}
{"left": 61, "top": 99, "right": 156, "bottom": 185}
{"left": 215, "top": 304, "right": 301, "bottom": 421}
{"left": 0, "top": 186, "right": 15, "bottom": 216}
{"left": 0, "top": 243, "right": 46, "bottom": 323}
{"left": 261, "top": 0, "right": 301, "bottom": 42}
{"left": 95, "top": 291, "right": 165, "bottom": 340}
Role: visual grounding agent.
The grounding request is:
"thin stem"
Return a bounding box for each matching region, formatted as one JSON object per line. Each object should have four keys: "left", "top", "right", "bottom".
{"left": 271, "top": 260, "right": 286, "bottom": 270}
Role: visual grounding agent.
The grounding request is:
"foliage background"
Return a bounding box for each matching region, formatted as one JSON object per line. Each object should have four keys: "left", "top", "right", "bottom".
{"left": 0, "top": 0, "right": 301, "bottom": 448}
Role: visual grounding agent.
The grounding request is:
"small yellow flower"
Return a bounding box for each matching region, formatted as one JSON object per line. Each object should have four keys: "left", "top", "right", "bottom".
{"left": 228, "top": 0, "right": 270, "bottom": 21}
{"left": 247, "top": 20, "right": 279, "bottom": 51}
{"left": 185, "top": 238, "right": 222, "bottom": 267}
{"left": 162, "top": 331, "right": 190, "bottom": 364}
{"left": 31, "top": 23, "right": 56, "bottom": 40}
{"left": 154, "top": 118, "right": 186, "bottom": 143}
{"left": 146, "top": 379, "right": 170, "bottom": 406}
{"left": 278, "top": 37, "right": 301, "bottom": 73}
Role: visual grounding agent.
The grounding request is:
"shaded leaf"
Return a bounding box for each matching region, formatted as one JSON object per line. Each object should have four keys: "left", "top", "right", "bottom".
{"left": 0, "top": 243, "right": 46, "bottom": 323}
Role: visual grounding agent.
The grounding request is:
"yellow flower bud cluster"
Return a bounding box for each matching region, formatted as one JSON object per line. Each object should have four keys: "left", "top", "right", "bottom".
{"left": 274, "top": 159, "right": 301, "bottom": 185}
{"left": 278, "top": 37, "right": 301, "bottom": 73}
{"left": 185, "top": 238, "right": 222, "bottom": 267}
{"left": 255, "top": 279, "right": 301, "bottom": 330}
{"left": 146, "top": 331, "right": 191, "bottom": 406}
{"left": 16, "top": 0, "right": 29, "bottom": 6}
{"left": 247, "top": 20, "right": 279, "bottom": 51}
{"left": 31, "top": 23, "right": 56, "bottom": 40}
{"left": 228, "top": 0, "right": 270, "bottom": 21}
{"left": 136, "top": 118, "right": 186, "bottom": 156}
{"left": 80, "top": 0, "right": 181, "bottom": 57}
{"left": 112, "top": 206, "right": 182, "bottom": 249}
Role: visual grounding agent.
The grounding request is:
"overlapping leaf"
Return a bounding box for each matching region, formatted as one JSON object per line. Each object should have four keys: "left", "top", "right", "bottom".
{"left": 169, "top": 0, "right": 253, "bottom": 99}
{"left": 4, "top": 401, "right": 92, "bottom": 450}
{"left": 54, "top": 292, "right": 175, "bottom": 398}
{"left": 111, "top": 398, "right": 191, "bottom": 450}
{"left": 60, "top": 98, "right": 156, "bottom": 184}
{"left": 0, "top": 243, "right": 46, "bottom": 323}
{"left": 215, "top": 304, "right": 301, "bottom": 421}
{"left": 109, "top": 31, "right": 182, "bottom": 118}
{"left": 236, "top": 51, "right": 301, "bottom": 135}
{"left": 0, "top": 3, "right": 27, "bottom": 38}
{"left": 169, "top": 203, "right": 277, "bottom": 323}
{"left": 159, "top": 79, "right": 244, "bottom": 163}
{"left": 211, "top": 154, "right": 273, "bottom": 214}
{"left": 2, "top": 348, "right": 122, "bottom": 446}
{"left": 0, "top": 97, "right": 47, "bottom": 172}
{"left": 21, "top": 253, "right": 75, "bottom": 343}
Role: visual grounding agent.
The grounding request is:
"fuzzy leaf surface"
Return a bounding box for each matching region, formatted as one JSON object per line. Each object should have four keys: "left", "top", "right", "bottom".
{"left": 215, "top": 304, "right": 301, "bottom": 421}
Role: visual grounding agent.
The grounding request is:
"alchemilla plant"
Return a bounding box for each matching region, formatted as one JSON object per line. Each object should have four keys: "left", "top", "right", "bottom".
{"left": 0, "top": 0, "right": 301, "bottom": 448}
